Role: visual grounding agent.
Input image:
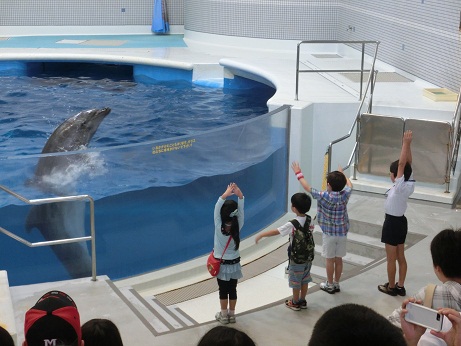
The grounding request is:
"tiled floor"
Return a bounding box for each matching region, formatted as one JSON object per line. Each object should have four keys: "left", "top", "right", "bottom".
{"left": 3, "top": 33, "right": 461, "bottom": 345}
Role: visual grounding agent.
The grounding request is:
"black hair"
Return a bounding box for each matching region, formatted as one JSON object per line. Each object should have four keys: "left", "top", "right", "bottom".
{"left": 291, "top": 192, "right": 311, "bottom": 214}
{"left": 326, "top": 171, "right": 347, "bottom": 192}
{"left": 308, "top": 304, "right": 406, "bottom": 346}
{"left": 390, "top": 160, "right": 412, "bottom": 181}
{"left": 0, "top": 326, "right": 14, "bottom": 346}
{"left": 81, "top": 318, "right": 124, "bottom": 346}
{"left": 220, "top": 199, "right": 240, "bottom": 250}
{"left": 197, "top": 326, "right": 255, "bottom": 346}
{"left": 430, "top": 228, "right": 461, "bottom": 279}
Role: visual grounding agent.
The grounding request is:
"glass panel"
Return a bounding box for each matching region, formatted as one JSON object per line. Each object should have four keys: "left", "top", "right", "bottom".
{"left": 0, "top": 106, "right": 289, "bottom": 285}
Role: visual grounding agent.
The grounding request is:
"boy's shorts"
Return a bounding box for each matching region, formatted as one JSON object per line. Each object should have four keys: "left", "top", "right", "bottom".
{"left": 381, "top": 213, "right": 407, "bottom": 246}
{"left": 322, "top": 234, "right": 347, "bottom": 259}
{"left": 288, "top": 262, "right": 313, "bottom": 289}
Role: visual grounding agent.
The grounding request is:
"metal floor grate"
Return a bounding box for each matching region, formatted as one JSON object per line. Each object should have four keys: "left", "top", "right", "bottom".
{"left": 154, "top": 225, "right": 426, "bottom": 307}
{"left": 311, "top": 53, "right": 342, "bottom": 59}
{"left": 155, "top": 244, "right": 289, "bottom": 306}
{"left": 340, "top": 71, "right": 413, "bottom": 83}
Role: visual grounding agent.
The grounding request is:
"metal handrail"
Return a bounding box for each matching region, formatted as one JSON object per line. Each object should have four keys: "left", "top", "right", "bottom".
{"left": 0, "top": 184, "right": 97, "bottom": 281}
{"left": 295, "top": 40, "right": 380, "bottom": 101}
{"left": 326, "top": 45, "right": 380, "bottom": 174}
{"left": 327, "top": 67, "right": 376, "bottom": 175}
{"left": 450, "top": 87, "right": 461, "bottom": 175}
{"left": 442, "top": 86, "right": 461, "bottom": 194}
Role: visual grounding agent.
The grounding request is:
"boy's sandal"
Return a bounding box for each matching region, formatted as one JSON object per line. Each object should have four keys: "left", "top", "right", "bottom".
{"left": 285, "top": 299, "right": 301, "bottom": 311}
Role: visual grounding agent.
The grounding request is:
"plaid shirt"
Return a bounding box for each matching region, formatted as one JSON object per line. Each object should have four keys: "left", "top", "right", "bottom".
{"left": 310, "top": 186, "right": 352, "bottom": 236}
{"left": 388, "top": 281, "right": 461, "bottom": 326}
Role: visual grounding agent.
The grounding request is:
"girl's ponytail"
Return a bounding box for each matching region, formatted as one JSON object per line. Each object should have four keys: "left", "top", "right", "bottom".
{"left": 220, "top": 200, "right": 240, "bottom": 250}
{"left": 229, "top": 215, "right": 240, "bottom": 250}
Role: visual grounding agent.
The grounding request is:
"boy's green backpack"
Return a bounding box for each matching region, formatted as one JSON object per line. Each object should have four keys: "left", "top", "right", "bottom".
{"left": 288, "top": 215, "right": 315, "bottom": 264}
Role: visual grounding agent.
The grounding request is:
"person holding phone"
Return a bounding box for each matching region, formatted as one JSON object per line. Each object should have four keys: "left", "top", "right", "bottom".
{"left": 387, "top": 228, "right": 461, "bottom": 345}
{"left": 401, "top": 300, "right": 461, "bottom": 346}
{"left": 400, "top": 298, "right": 443, "bottom": 345}
{"left": 432, "top": 308, "right": 461, "bottom": 346}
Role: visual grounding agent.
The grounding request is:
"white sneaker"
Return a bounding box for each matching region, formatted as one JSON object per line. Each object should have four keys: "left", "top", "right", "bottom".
{"left": 215, "top": 312, "right": 229, "bottom": 324}
{"left": 228, "top": 315, "right": 236, "bottom": 323}
{"left": 333, "top": 282, "right": 341, "bottom": 292}
{"left": 319, "top": 281, "right": 335, "bottom": 294}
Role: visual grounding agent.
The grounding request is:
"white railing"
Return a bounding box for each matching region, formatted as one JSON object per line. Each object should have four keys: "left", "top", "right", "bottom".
{"left": 295, "top": 40, "right": 380, "bottom": 101}
{"left": 0, "top": 184, "right": 97, "bottom": 281}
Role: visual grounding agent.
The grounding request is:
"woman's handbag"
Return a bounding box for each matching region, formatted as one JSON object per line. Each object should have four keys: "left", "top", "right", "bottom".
{"left": 207, "top": 237, "right": 232, "bottom": 277}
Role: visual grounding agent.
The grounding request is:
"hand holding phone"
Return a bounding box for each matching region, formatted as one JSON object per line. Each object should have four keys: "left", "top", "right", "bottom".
{"left": 404, "top": 302, "right": 444, "bottom": 332}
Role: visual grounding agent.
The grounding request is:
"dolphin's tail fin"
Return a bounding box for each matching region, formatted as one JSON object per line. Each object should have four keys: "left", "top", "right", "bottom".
{"left": 25, "top": 204, "right": 42, "bottom": 233}
{"left": 25, "top": 203, "right": 92, "bottom": 278}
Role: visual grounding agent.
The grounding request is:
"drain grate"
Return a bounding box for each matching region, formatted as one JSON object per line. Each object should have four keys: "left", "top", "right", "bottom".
{"left": 154, "top": 220, "right": 426, "bottom": 307}
{"left": 111, "top": 227, "right": 426, "bottom": 336}
{"left": 155, "top": 244, "right": 289, "bottom": 306}
{"left": 311, "top": 53, "right": 342, "bottom": 59}
{"left": 340, "top": 71, "right": 413, "bottom": 83}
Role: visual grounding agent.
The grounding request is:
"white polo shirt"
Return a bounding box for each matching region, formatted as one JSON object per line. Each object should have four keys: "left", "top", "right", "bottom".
{"left": 384, "top": 174, "right": 415, "bottom": 217}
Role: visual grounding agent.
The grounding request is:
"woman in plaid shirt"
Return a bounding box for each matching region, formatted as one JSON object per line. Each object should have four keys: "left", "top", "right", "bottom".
{"left": 390, "top": 228, "right": 461, "bottom": 346}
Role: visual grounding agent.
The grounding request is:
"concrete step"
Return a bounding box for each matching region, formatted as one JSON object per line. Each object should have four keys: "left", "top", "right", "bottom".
{"left": 350, "top": 173, "right": 456, "bottom": 206}
{"left": 311, "top": 251, "right": 359, "bottom": 272}
{"left": 310, "top": 264, "right": 328, "bottom": 278}
{"left": 349, "top": 219, "right": 382, "bottom": 238}
{"left": 313, "top": 229, "right": 385, "bottom": 261}
{"left": 116, "top": 217, "right": 425, "bottom": 311}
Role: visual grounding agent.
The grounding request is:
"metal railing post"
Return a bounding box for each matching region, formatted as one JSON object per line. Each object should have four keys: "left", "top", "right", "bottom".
{"left": 89, "top": 197, "right": 97, "bottom": 281}
{"left": 295, "top": 42, "right": 301, "bottom": 101}
{"left": 0, "top": 185, "right": 97, "bottom": 282}
{"left": 294, "top": 40, "right": 380, "bottom": 104}
{"left": 317, "top": 41, "right": 380, "bottom": 173}
{"left": 360, "top": 43, "right": 365, "bottom": 100}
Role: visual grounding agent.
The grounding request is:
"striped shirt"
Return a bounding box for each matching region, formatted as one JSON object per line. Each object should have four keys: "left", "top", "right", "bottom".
{"left": 310, "top": 186, "right": 352, "bottom": 236}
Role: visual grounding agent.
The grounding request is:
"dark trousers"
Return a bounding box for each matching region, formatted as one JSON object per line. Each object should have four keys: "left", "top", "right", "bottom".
{"left": 217, "top": 278, "right": 238, "bottom": 300}
{"left": 381, "top": 214, "right": 408, "bottom": 246}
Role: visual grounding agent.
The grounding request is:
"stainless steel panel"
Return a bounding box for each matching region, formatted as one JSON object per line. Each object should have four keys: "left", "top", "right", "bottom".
{"left": 357, "top": 114, "right": 404, "bottom": 176}
{"left": 357, "top": 114, "right": 451, "bottom": 184}
{"left": 405, "top": 119, "right": 451, "bottom": 184}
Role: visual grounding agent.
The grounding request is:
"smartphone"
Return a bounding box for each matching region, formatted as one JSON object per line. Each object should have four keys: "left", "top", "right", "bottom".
{"left": 404, "top": 302, "right": 444, "bottom": 331}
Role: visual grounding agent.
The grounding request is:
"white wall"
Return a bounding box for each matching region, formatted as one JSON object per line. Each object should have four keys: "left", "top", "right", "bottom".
{"left": 288, "top": 102, "right": 359, "bottom": 211}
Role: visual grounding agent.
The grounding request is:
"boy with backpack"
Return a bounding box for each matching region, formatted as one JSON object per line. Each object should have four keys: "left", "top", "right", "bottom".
{"left": 292, "top": 161, "right": 352, "bottom": 294}
{"left": 255, "top": 192, "right": 314, "bottom": 311}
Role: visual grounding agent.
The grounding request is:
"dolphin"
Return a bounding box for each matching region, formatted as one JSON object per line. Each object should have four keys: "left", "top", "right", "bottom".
{"left": 25, "top": 107, "right": 111, "bottom": 279}
{"left": 32, "top": 107, "right": 111, "bottom": 188}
